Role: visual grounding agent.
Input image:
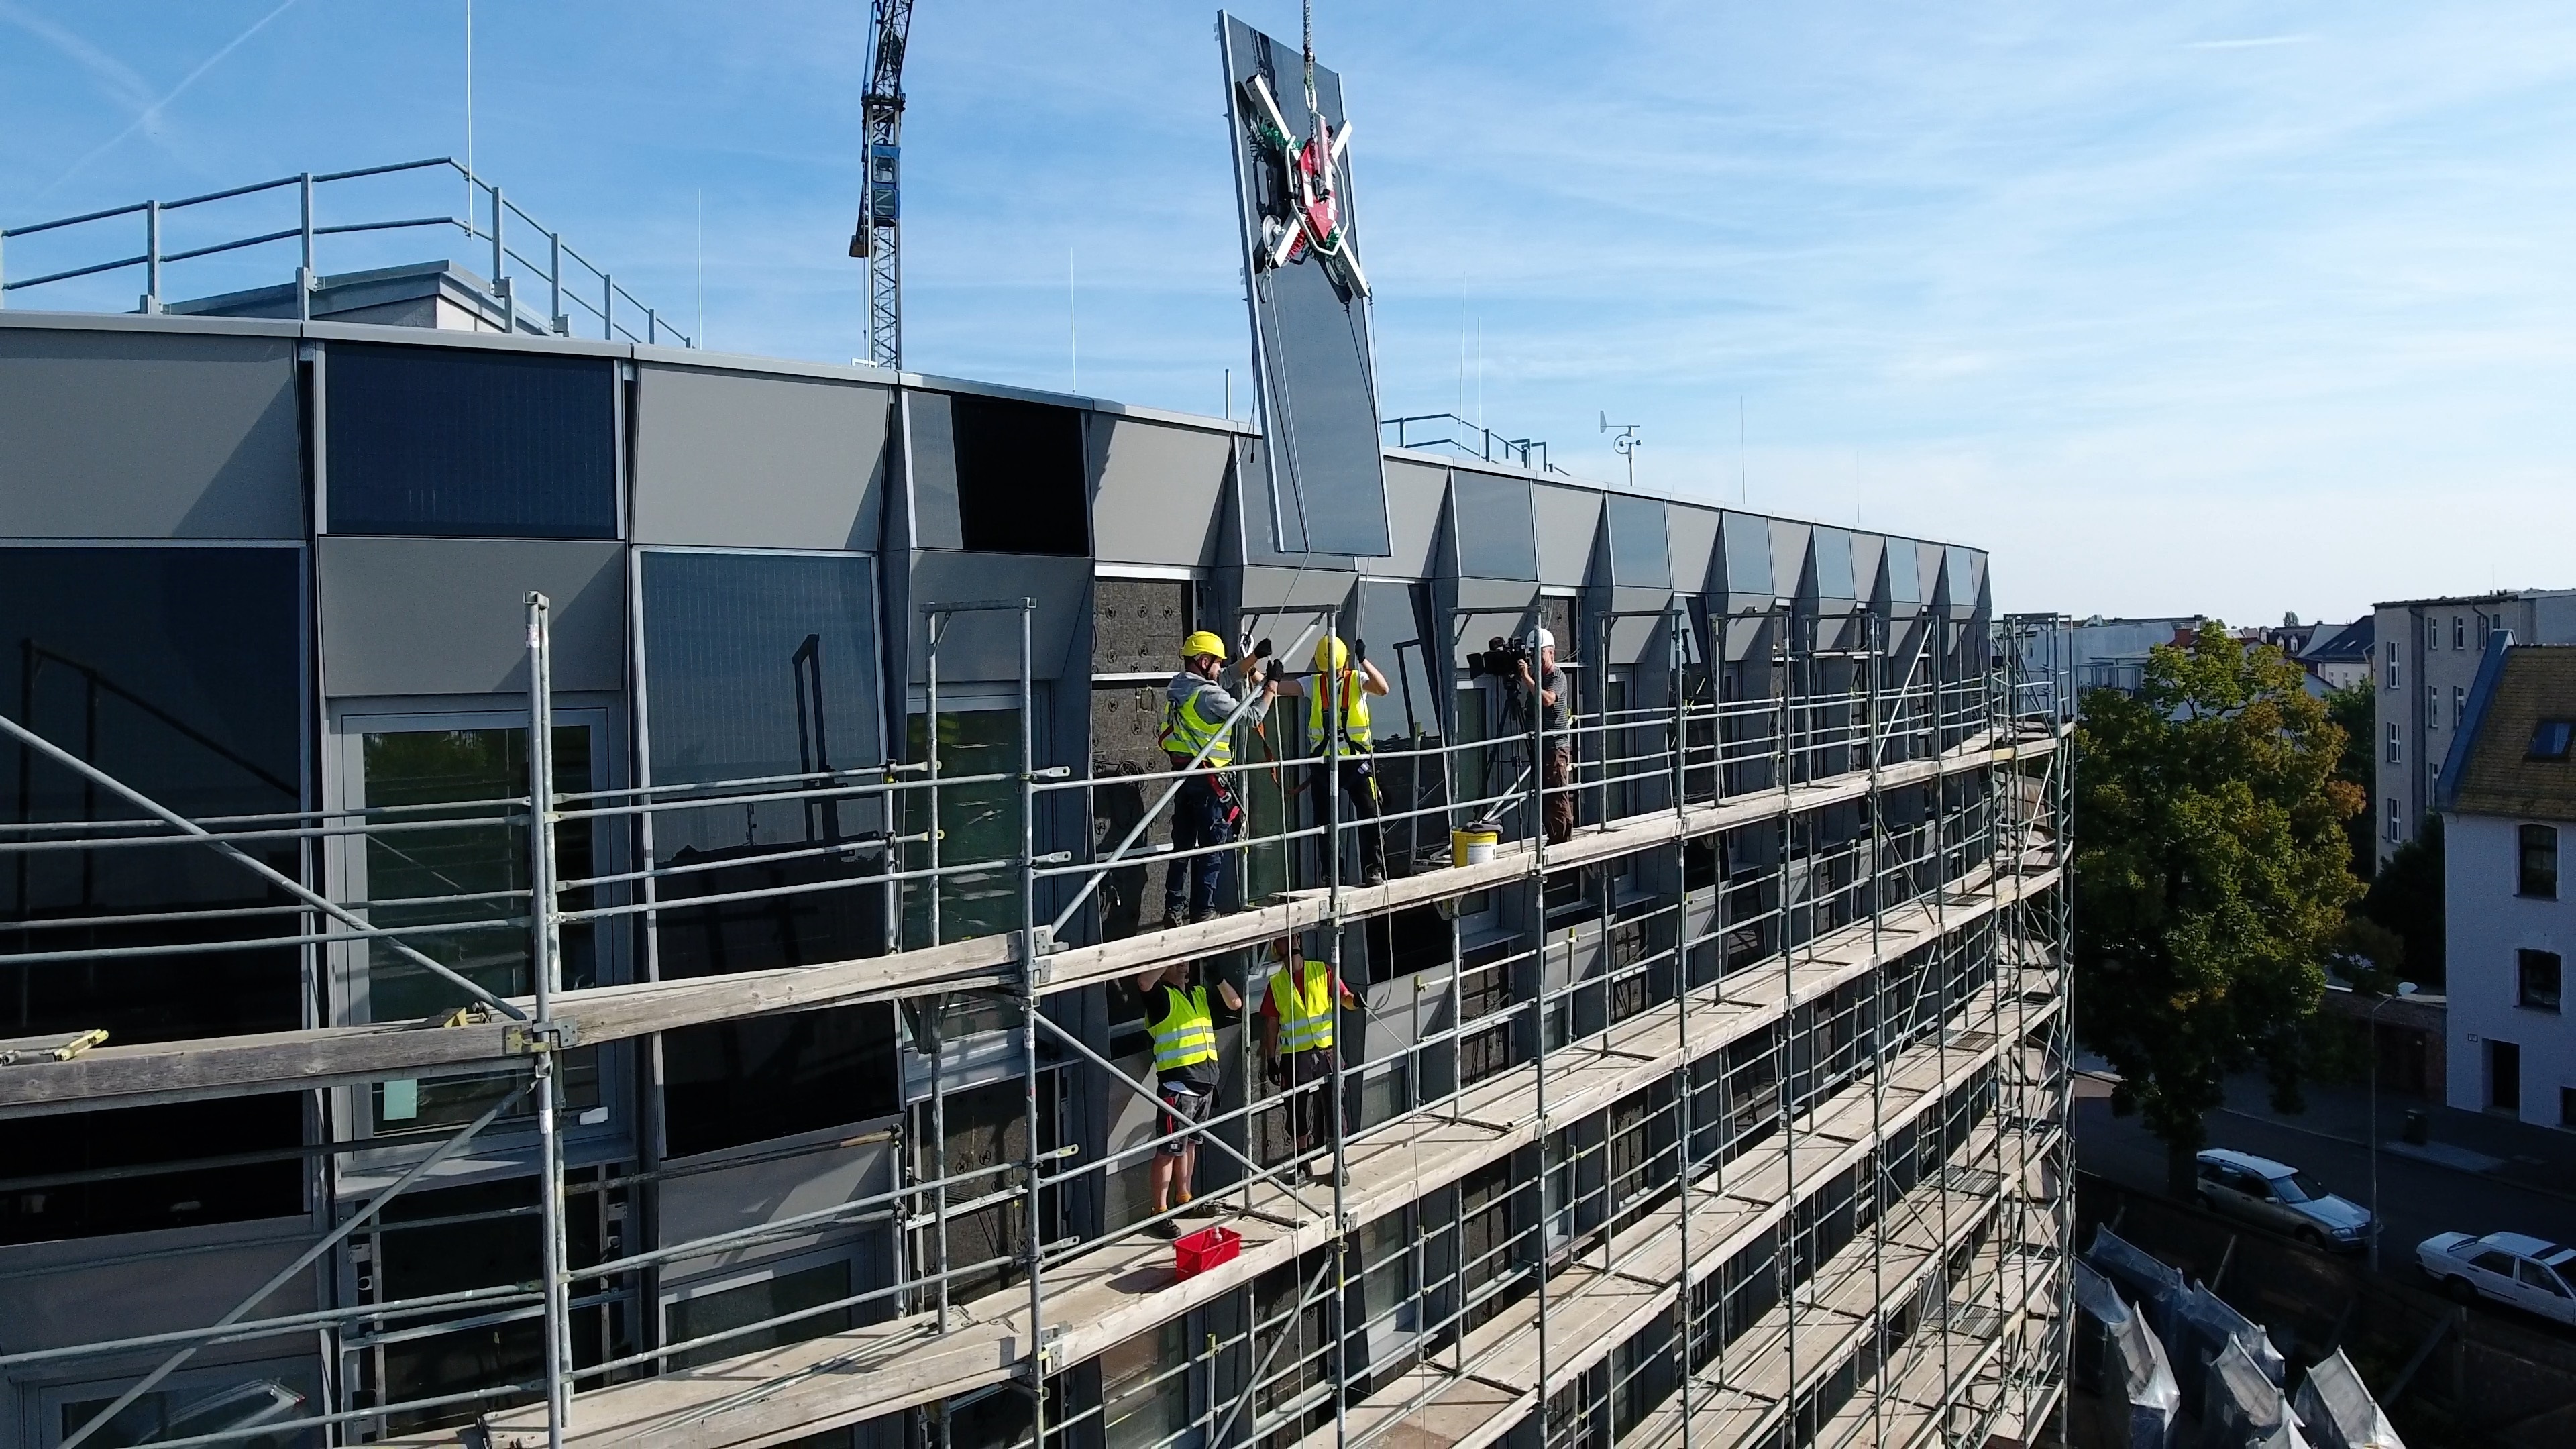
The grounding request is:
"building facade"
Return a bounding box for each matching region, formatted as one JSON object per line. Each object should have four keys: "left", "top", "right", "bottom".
{"left": 2299, "top": 618, "right": 2373, "bottom": 694}
{"left": 0, "top": 257, "right": 2071, "bottom": 1447}
{"left": 2438, "top": 643, "right": 2576, "bottom": 1129}
{"left": 2374, "top": 590, "right": 2576, "bottom": 864}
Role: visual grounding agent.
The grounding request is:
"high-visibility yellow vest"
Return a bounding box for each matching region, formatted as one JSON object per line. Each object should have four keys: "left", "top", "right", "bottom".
{"left": 1149, "top": 983, "right": 1218, "bottom": 1073}
{"left": 1159, "top": 675, "right": 1235, "bottom": 767}
{"left": 1308, "top": 669, "right": 1372, "bottom": 750}
{"left": 1268, "top": 959, "right": 1336, "bottom": 1054}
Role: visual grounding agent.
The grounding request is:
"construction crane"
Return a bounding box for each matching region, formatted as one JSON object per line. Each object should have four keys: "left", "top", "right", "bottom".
{"left": 847, "top": 0, "right": 914, "bottom": 368}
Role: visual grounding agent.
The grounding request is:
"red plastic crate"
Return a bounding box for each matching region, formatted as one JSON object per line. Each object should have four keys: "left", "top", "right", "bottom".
{"left": 1173, "top": 1225, "right": 1241, "bottom": 1279}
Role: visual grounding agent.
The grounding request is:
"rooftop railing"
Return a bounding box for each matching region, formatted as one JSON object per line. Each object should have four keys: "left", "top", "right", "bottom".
{"left": 1, "top": 157, "right": 692, "bottom": 347}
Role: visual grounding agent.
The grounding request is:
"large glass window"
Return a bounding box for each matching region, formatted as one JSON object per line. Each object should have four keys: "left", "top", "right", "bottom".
{"left": 350, "top": 718, "right": 602, "bottom": 1135}
{"left": 2518, "top": 949, "right": 2561, "bottom": 1013}
{"left": 326, "top": 342, "right": 616, "bottom": 537}
{"left": 902, "top": 706, "right": 1026, "bottom": 949}
{"left": 0, "top": 546, "right": 305, "bottom": 1243}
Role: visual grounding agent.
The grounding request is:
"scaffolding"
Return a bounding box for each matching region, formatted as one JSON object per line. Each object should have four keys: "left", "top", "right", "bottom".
{"left": 0, "top": 594, "right": 2074, "bottom": 1449}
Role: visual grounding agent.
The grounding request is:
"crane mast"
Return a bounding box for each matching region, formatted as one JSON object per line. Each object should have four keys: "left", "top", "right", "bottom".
{"left": 848, "top": 0, "right": 914, "bottom": 369}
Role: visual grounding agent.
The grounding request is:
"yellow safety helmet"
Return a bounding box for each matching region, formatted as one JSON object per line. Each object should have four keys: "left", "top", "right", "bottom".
{"left": 1318, "top": 636, "right": 1350, "bottom": 671}
{"left": 1180, "top": 630, "right": 1228, "bottom": 662}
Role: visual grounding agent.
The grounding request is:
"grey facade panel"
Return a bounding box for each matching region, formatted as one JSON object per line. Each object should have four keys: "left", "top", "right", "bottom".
{"left": 1450, "top": 470, "right": 1536, "bottom": 581}
{"left": 1667, "top": 504, "right": 1720, "bottom": 598}
{"left": 1532, "top": 484, "right": 1603, "bottom": 588}
{"left": 904, "top": 390, "right": 963, "bottom": 551}
{"left": 631, "top": 365, "right": 889, "bottom": 551}
{"left": 1089, "top": 415, "right": 1230, "bottom": 568}
{"left": 1719, "top": 511, "right": 1773, "bottom": 599}
{"left": 1607, "top": 494, "right": 1672, "bottom": 589}
{"left": 902, "top": 550, "right": 1090, "bottom": 684}
{"left": 1379, "top": 458, "right": 1447, "bottom": 579}
{"left": 318, "top": 536, "right": 625, "bottom": 696}
{"left": 0, "top": 327, "right": 301, "bottom": 539}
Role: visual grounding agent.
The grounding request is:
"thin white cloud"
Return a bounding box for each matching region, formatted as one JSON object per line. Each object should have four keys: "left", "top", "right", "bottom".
{"left": 0, "top": 0, "right": 154, "bottom": 112}
{"left": 2186, "top": 35, "right": 2312, "bottom": 50}
{"left": 40, "top": 0, "right": 302, "bottom": 198}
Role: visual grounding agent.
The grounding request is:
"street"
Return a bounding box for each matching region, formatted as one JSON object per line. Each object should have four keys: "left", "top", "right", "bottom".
{"left": 2074, "top": 1069, "right": 2576, "bottom": 1301}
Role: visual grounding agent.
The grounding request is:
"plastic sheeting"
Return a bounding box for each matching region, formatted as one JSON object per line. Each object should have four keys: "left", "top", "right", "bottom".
{"left": 2171, "top": 1279, "right": 2286, "bottom": 1407}
{"left": 2204, "top": 1336, "right": 2312, "bottom": 1448}
{"left": 2100, "top": 1306, "right": 2182, "bottom": 1449}
{"left": 2087, "top": 1224, "right": 2188, "bottom": 1340}
{"left": 2293, "top": 1348, "right": 2406, "bottom": 1449}
{"left": 2071, "top": 1259, "right": 2127, "bottom": 1393}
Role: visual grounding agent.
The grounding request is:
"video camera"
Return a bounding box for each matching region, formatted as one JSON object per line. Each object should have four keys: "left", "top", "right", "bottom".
{"left": 1468, "top": 635, "right": 1534, "bottom": 682}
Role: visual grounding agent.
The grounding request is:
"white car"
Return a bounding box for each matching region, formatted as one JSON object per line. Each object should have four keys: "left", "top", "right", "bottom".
{"left": 2416, "top": 1230, "right": 2576, "bottom": 1325}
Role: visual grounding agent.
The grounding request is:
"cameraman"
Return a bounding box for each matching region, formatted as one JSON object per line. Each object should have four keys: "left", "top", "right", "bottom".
{"left": 1514, "top": 629, "right": 1575, "bottom": 845}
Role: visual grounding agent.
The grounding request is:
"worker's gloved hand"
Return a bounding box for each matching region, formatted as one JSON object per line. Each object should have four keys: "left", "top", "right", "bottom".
{"left": 1268, "top": 1061, "right": 1287, "bottom": 1089}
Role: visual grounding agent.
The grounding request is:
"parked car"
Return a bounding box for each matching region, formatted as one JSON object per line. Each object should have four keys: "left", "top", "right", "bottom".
{"left": 2416, "top": 1231, "right": 2576, "bottom": 1325}
{"left": 2192, "top": 1148, "right": 2374, "bottom": 1250}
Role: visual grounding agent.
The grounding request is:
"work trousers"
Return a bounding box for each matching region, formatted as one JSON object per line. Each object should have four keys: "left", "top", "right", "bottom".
{"left": 1308, "top": 754, "right": 1385, "bottom": 883}
{"left": 1163, "top": 772, "right": 1233, "bottom": 918}
{"left": 1542, "top": 744, "right": 1575, "bottom": 846}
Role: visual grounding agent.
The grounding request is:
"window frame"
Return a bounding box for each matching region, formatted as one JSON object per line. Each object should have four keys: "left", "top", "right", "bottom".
{"left": 2516, "top": 949, "right": 2561, "bottom": 1014}
{"left": 2519, "top": 824, "right": 2560, "bottom": 900}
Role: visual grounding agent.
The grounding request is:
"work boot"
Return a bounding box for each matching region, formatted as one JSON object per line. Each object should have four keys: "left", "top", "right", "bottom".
{"left": 1161, "top": 904, "right": 1187, "bottom": 930}
{"left": 1190, "top": 904, "right": 1223, "bottom": 924}
{"left": 1179, "top": 1191, "right": 1218, "bottom": 1218}
{"left": 1362, "top": 865, "right": 1387, "bottom": 886}
{"left": 1147, "top": 1218, "right": 1181, "bottom": 1240}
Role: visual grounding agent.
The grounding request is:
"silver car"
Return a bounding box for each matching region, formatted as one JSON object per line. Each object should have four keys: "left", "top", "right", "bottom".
{"left": 2417, "top": 1231, "right": 2576, "bottom": 1326}
{"left": 2192, "top": 1148, "right": 2375, "bottom": 1251}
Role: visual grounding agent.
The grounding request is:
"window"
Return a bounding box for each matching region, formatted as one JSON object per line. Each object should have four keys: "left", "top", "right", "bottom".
{"left": 2521, "top": 825, "right": 2559, "bottom": 898}
{"left": 2456, "top": 615, "right": 2467, "bottom": 649}
{"left": 2531, "top": 720, "right": 2576, "bottom": 761}
{"left": 2518, "top": 950, "right": 2561, "bottom": 1012}
{"left": 2561, "top": 1086, "right": 2576, "bottom": 1129}
{"left": 2387, "top": 641, "right": 2400, "bottom": 690}
{"left": 2491, "top": 1039, "right": 2522, "bottom": 1112}
{"left": 2471, "top": 1248, "right": 2516, "bottom": 1275}
{"left": 2455, "top": 686, "right": 2466, "bottom": 722}
{"left": 2385, "top": 796, "right": 2402, "bottom": 842}
{"left": 2518, "top": 1259, "right": 2569, "bottom": 1297}
{"left": 2427, "top": 684, "right": 2439, "bottom": 727}
{"left": 2428, "top": 617, "right": 2442, "bottom": 654}
{"left": 327, "top": 341, "right": 616, "bottom": 537}
{"left": 947, "top": 392, "right": 1088, "bottom": 555}
{"left": 1097, "top": 1322, "right": 1190, "bottom": 1449}
{"left": 2386, "top": 722, "right": 2401, "bottom": 764}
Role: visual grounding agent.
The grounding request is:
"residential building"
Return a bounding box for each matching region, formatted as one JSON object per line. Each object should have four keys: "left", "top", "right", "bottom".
{"left": 2437, "top": 642, "right": 2576, "bottom": 1129}
{"left": 2300, "top": 617, "right": 2373, "bottom": 692}
{"left": 2373, "top": 590, "right": 2576, "bottom": 863}
{"left": 0, "top": 172, "right": 2070, "bottom": 1449}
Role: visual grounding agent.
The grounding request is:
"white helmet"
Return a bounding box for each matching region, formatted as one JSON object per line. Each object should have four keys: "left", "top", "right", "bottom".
{"left": 1528, "top": 627, "right": 1556, "bottom": 651}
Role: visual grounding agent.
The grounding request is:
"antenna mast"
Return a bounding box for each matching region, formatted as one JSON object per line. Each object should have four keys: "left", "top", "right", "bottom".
{"left": 849, "top": 0, "right": 916, "bottom": 368}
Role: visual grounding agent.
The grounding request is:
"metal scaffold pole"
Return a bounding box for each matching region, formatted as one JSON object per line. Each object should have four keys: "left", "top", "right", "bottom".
{"left": 529, "top": 591, "right": 574, "bottom": 1447}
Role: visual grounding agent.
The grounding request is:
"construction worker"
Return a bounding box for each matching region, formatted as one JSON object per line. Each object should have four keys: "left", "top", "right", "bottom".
{"left": 1273, "top": 635, "right": 1391, "bottom": 885}
{"left": 1160, "top": 629, "right": 1274, "bottom": 928}
{"left": 1136, "top": 957, "right": 1242, "bottom": 1237}
{"left": 1258, "top": 935, "right": 1360, "bottom": 1175}
{"left": 1515, "top": 628, "right": 1574, "bottom": 845}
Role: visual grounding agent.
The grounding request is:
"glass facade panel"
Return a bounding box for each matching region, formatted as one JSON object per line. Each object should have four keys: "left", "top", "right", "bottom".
{"left": 1606, "top": 495, "right": 1671, "bottom": 588}
{"left": 325, "top": 342, "right": 616, "bottom": 537}
{"left": 1719, "top": 513, "right": 1773, "bottom": 597}
{"left": 667, "top": 1259, "right": 854, "bottom": 1371}
{"left": 1452, "top": 473, "right": 1538, "bottom": 580}
{"left": 902, "top": 708, "right": 1025, "bottom": 949}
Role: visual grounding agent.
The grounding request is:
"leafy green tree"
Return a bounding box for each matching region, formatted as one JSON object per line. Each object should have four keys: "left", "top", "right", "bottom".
{"left": 2073, "top": 623, "right": 2367, "bottom": 1194}
{"left": 2323, "top": 680, "right": 2376, "bottom": 879}
{"left": 2360, "top": 814, "right": 2445, "bottom": 989}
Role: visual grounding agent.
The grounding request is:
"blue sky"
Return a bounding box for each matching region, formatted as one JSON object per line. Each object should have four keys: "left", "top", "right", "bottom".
{"left": 7, "top": 2, "right": 2575, "bottom": 625}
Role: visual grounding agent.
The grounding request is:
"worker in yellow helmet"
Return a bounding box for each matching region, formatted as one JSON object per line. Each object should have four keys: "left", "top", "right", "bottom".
{"left": 1273, "top": 635, "right": 1392, "bottom": 885}
{"left": 1158, "top": 629, "right": 1275, "bottom": 928}
{"left": 1258, "top": 934, "right": 1361, "bottom": 1175}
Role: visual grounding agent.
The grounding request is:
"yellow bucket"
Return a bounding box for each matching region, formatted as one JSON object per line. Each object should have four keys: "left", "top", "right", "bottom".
{"left": 1451, "top": 827, "right": 1499, "bottom": 867}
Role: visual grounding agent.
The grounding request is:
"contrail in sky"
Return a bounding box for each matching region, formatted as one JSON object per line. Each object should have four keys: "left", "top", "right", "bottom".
{"left": 41, "top": 0, "right": 303, "bottom": 199}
